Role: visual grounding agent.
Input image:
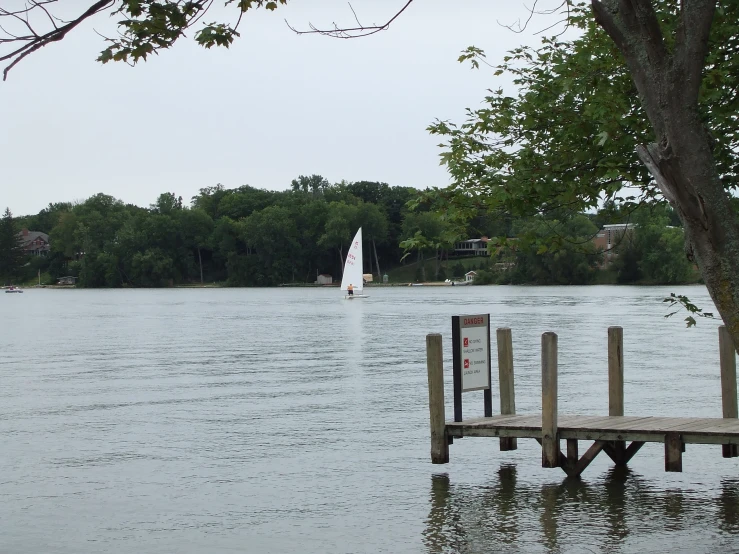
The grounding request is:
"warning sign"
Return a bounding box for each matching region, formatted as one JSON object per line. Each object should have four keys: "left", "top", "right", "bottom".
{"left": 456, "top": 313, "right": 490, "bottom": 392}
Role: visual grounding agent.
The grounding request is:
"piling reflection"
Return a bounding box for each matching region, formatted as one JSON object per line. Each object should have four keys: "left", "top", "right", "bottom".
{"left": 718, "top": 479, "right": 739, "bottom": 534}
{"left": 424, "top": 466, "right": 739, "bottom": 553}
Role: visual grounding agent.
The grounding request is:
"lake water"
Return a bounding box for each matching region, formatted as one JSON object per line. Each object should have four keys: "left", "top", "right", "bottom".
{"left": 1, "top": 285, "right": 738, "bottom": 553}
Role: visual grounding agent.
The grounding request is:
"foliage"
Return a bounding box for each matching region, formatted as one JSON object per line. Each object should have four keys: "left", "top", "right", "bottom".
{"left": 7, "top": 171, "right": 704, "bottom": 288}
{"left": 0, "top": 208, "right": 25, "bottom": 283}
{"left": 664, "top": 293, "right": 718, "bottom": 328}
{"left": 427, "top": 2, "right": 737, "bottom": 223}
{"left": 95, "top": 1, "right": 288, "bottom": 65}
{"left": 501, "top": 214, "right": 601, "bottom": 285}
{"left": 609, "top": 206, "right": 694, "bottom": 285}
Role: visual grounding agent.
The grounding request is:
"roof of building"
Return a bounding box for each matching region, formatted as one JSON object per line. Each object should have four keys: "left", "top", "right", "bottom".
{"left": 456, "top": 237, "right": 490, "bottom": 244}
{"left": 602, "top": 223, "right": 636, "bottom": 230}
{"left": 19, "top": 230, "right": 49, "bottom": 246}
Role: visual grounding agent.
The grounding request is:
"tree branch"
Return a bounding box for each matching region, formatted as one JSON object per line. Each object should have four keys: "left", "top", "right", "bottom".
{"left": 591, "top": 0, "right": 668, "bottom": 133}
{"left": 285, "top": 0, "right": 415, "bottom": 39}
{"left": 1, "top": 0, "right": 114, "bottom": 81}
{"left": 672, "top": 0, "right": 715, "bottom": 107}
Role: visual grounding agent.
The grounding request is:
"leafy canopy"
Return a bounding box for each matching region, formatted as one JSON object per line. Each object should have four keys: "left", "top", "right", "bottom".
{"left": 424, "top": 1, "right": 738, "bottom": 225}
{"left": 98, "top": 0, "right": 288, "bottom": 64}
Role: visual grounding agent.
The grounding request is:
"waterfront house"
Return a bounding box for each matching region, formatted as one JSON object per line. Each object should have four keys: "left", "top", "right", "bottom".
{"left": 18, "top": 229, "right": 50, "bottom": 256}
{"left": 454, "top": 237, "right": 490, "bottom": 257}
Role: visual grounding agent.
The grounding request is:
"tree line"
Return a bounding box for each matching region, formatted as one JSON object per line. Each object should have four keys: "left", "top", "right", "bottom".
{"left": 1, "top": 176, "right": 697, "bottom": 288}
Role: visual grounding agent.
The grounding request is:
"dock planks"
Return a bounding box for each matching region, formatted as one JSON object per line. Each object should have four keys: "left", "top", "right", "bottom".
{"left": 446, "top": 414, "right": 739, "bottom": 445}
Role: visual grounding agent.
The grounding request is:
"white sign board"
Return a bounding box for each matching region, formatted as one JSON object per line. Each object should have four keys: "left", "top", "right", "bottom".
{"left": 458, "top": 314, "right": 491, "bottom": 392}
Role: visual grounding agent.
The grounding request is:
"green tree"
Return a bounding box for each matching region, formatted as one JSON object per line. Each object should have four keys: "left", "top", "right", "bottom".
{"left": 217, "top": 185, "right": 277, "bottom": 220}
{"left": 356, "top": 202, "right": 389, "bottom": 279}
{"left": 611, "top": 206, "right": 694, "bottom": 285}
{"left": 151, "top": 192, "right": 183, "bottom": 215}
{"left": 236, "top": 206, "right": 301, "bottom": 285}
{"left": 291, "top": 175, "right": 329, "bottom": 197}
{"left": 506, "top": 215, "right": 601, "bottom": 285}
{"left": 191, "top": 184, "right": 228, "bottom": 220}
{"left": 0, "top": 208, "right": 25, "bottom": 284}
{"left": 427, "top": 2, "right": 739, "bottom": 340}
{"left": 319, "top": 201, "right": 360, "bottom": 277}
{"left": 400, "top": 212, "right": 459, "bottom": 281}
{"left": 179, "top": 208, "right": 214, "bottom": 284}
{"left": 19, "top": 202, "right": 73, "bottom": 234}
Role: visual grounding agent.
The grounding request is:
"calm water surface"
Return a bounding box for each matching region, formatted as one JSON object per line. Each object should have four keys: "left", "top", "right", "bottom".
{"left": 1, "top": 285, "right": 738, "bottom": 553}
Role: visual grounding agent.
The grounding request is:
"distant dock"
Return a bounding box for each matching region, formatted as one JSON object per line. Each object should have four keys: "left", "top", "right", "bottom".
{"left": 426, "top": 326, "right": 739, "bottom": 477}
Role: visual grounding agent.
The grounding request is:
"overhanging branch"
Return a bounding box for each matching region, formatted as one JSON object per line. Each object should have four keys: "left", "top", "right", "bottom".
{"left": 285, "top": 0, "right": 414, "bottom": 39}
{"left": 1, "top": 0, "right": 114, "bottom": 81}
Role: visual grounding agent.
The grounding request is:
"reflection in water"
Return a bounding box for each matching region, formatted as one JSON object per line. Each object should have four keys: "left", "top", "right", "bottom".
{"left": 424, "top": 466, "right": 739, "bottom": 553}
{"left": 718, "top": 479, "right": 739, "bottom": 535}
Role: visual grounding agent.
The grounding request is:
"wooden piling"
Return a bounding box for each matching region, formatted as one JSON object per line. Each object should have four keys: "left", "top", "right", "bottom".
{"left": 608, "top": 327, "right": 624, "bottom": 416}
{"left": 541, "top": 332, "right": 559, "bottom": 468}
{"left": 719, "top": 325, "right": 739, "bottom": 458}
{"left": 608, "top": 326, "right": 626, "bottom": 464}
{"left": 427, "top": 333, "right": 449, "bottom": 464}
{"left": 497, "top": 328, "right": 517, "bottom": 451}
{"left": 566, "top": 439, "right": 578, "bottom": 467}
{"left": 665, "top": 432, "right": 683, "bottom": 472}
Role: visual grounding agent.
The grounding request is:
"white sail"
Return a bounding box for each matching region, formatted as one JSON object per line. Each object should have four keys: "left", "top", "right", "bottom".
{"left": 340, "top": 227, "right": 363, "bottom": 292}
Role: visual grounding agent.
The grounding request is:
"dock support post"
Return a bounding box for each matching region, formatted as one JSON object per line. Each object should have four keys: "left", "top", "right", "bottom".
{"left": 541, "top": 332, "right": 559, "bottom": 468}
{"left": 608, "top": 326, "right": 626, "bottom": 465}
{"left": 719, "top": 326, "right": 739, "bottom": 458}
{"left": 427, "top": 333, "right": 449, "bottom": 464}
{"left": 566, "top": 439, "right": 579, "bottom": 467}
{"left": 665, "top": 432, "right": 683, "bottom": 472}
{"left": 497, "top": 328, "right": 517, "bottom": 451}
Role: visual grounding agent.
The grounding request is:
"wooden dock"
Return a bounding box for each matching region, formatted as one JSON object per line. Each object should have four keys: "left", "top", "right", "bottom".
{"left": 426, "top": 326, "right": 739, "bottom": 477}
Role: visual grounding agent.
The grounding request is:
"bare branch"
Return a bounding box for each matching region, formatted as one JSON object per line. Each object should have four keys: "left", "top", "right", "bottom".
{"left": 285, "top": 0, "right": 415, "bottom": 39}
{"left": 1, "top": 0, "right": 114, "bottom": 80}
{"left": 497, "top": 0, "right": 572, "bottom": 37}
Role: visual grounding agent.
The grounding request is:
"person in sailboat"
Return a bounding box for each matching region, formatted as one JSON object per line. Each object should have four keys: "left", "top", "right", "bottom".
{"left": 347, "top": 284, "right": 354, "bottom": 296}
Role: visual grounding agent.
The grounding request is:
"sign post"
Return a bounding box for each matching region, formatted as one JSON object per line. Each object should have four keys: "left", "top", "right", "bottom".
{"left": 451, "top": 314, "right": 492, "bottom": 422}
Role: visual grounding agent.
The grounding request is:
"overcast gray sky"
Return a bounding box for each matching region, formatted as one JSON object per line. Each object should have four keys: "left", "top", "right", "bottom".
{"left": 1, "top": 0, "right": 569, "bottom": 216}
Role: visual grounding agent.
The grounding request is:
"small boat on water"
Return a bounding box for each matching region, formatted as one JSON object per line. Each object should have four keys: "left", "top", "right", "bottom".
{"left": 5, "top": 286, "right": 23, "bottom": 293}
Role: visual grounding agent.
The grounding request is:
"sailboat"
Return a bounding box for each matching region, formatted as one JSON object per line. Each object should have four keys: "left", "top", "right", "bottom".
{"left": 341, "top": 227, "right": 369, "bottom": 299}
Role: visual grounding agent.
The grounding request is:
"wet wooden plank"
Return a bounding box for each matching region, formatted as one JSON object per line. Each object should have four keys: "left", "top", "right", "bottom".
{"left": 446, "top": 414, "right": 739, "bottom": 443}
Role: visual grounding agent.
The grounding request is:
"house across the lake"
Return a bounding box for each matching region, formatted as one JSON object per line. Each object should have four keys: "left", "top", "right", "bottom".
{"left": 593, "top": 223, "right": 636, "bottom": 266}
{"left": 465, "top": 271, "right": 478, "bottom": 283}
{"left": 57, "top": 276, "right": 76, "bottom": 286}
{"left": 18, "top": 229, "right": 50, "bottom": 256}
{"left": 454, "top": 237, "right": 490, "bottom": 257}
{"left": 315, "top": 274, "right": 333, "bottom": 285}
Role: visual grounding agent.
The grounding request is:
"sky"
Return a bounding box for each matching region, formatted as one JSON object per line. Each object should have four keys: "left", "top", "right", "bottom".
{"left": 1, "top": 0, "right": 571, "bottom": 216}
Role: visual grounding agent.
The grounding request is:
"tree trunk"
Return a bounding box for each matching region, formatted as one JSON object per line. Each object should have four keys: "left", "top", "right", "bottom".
{"left": 373, "top": 239, "right": 382, "bottom": 279}
{"left": 197, "top": 247, "right": 203, "bottom": 284}
{"left": 435, "top": 247, "right": 440, "bottom": 280}
{"left": 338, "top": 247, "right": 344, "bottom": 277}
{"left": 417, "top": 249, "right": 426, "bottom": 282}
{"left": 593, "top": 0, "right": 739, "bottom": 350}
